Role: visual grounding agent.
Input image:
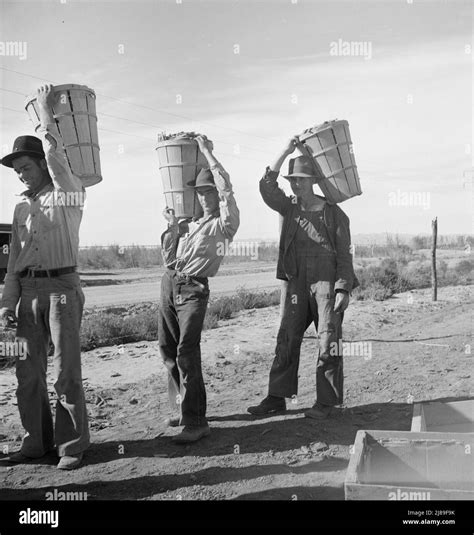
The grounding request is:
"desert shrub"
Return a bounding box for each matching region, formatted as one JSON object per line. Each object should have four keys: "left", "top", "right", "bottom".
{"left": 454, "top": 259, "right": 474, "bottom": 276}
{"left": 235, "top": 287, "right": 280, "bottom": 309}
{"left": 401, "top": 261, "right": 432, "bottom": 289}
{"left": 355, "top": 258, "right": 412, "bottom": 296}
{"left": 352, "top": 282, "right": 393, "bottom": 301}
{"left": 79, "top": 245, "right": 163, "bottom": 270}
{"left": 80, "top": 306, "right": 159, "bottom": 351}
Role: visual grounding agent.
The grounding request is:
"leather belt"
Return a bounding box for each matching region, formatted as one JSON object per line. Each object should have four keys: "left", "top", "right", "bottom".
{"left": 170, "top": 269, "right": 208, "bottom": 289}
{"left": 19, "top": 266, "right": 77, "bottom": 279}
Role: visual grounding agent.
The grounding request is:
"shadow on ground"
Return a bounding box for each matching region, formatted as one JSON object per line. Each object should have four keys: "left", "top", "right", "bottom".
{"left": 0, "top": 457, "right": 348, "bottom": 500}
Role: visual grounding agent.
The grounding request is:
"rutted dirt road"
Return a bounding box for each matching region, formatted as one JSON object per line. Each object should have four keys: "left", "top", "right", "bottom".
{"left": 81, "top": 268, "right": 280, "bottom": 307}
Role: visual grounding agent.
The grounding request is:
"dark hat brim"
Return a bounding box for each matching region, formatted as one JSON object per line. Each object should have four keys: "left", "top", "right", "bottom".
{"left": 283, "top": 172, "right": 317, "bottom": 180}
{"left": 1, "top": 150, "right": 45, "bottom": 168}
{"left": 187, "top": 182, "right": 217, "bottom": 188}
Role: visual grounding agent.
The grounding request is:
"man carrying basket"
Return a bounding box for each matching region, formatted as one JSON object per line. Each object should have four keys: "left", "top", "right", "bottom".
{"left": 159, "top": 135, "right": 240, "bottom": 443}
{"left": 248, "top": 137, "right": 358, "bottom": 418}
{"left": 0, "top": 85, "right": 89, "bottom": 470}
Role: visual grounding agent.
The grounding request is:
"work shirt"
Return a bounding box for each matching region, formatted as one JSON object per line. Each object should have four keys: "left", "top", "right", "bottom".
{"left": 161, "top": 162, "right": 240, "bottom": 278}
{"left": 259, "top": 167, "right": 358, "bottom": 293}
{"left": 0, "top": 123, "right": 85, "bottom": 311}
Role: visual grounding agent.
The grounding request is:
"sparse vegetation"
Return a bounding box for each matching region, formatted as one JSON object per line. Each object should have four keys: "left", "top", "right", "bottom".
{"left": 0, "top": 287, "right": 282, "bottom": 369}
{"left": 79, "top": 245, "right": 163, "bottom": 270}
{"left": 1, "top": 240, "right": 471, "bottom": 368}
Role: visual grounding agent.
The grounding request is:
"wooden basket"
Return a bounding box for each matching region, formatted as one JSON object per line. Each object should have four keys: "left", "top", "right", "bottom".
{"left": 25, "top": 84, "right": 102, "bottom": 188}
{"left": 298, "top": 119, "right": 362, "bottom": 204}
{"left": 155, "top": 133, "right": 208, "bottom": 219}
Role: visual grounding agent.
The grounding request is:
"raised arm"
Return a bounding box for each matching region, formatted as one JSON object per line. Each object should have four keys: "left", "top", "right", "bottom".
{"left": 195, "top": 135, "right": 240, "bottom": 240}
{"left": 259, "top": 136, "right": 299, "bottom": 215}
{"left": 36, "top": 84, "right": 83, "bottom": 193}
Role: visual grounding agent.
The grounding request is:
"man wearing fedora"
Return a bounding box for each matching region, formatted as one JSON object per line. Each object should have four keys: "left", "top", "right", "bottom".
{"left": 248, "top": 136, "right": 358, "bottom": 418}
{"left": 159, "top": 135, "right": 240, "bottom": 443}
{"left": 0, "top": 85, "right": 89, "bottom": 469}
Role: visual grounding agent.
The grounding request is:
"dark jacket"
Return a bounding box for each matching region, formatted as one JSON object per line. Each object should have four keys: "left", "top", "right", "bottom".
{"left": 260, "top": 167, "right": 359, "bottom": 293}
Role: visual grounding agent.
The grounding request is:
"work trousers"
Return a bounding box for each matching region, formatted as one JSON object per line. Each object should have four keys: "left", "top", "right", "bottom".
{"left": 268, "top": 258, "right": 344, "bottom": 406}
{"left": 15, "top": 272, "right": 89, "bottom": 457}
{"left": 158, "top": 270, "right": 209, "bottom": 426}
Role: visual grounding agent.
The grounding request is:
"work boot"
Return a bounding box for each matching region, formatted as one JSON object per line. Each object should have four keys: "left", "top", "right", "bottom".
{"left": 172, "top": 424, "right": 210, "bottom": 444}
{"left": 57, "top": 452, "right": 83, "bottom": 470}
{"left": 7, "top": 449, "right": 55, "bottom": 464}
{"left": 7, "top": 452, "right": 41, "bottom": 464}
{"left": 305, "top": 402, "right": 332, "bottom": 420}
{"left": 247, "top": 395, "right": 286, "bottom": 415}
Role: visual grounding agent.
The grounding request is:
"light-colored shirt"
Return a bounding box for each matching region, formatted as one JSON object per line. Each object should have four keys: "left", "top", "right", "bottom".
{"left": 161, "top": 162, "right": 240, "bottom": 278}
{"left": 0, "top": 123, "right": 85, "bottom": 310}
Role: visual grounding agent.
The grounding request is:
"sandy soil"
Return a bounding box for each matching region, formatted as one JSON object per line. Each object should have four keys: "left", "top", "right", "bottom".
{"left": 0, "top": 284, "right": 472, "bottom": 500}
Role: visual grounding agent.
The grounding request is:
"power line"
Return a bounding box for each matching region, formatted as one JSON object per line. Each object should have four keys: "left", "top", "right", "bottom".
{"left": 0, "top": 105, "right": 267, "bottom": 164}
{"left": 0, "top": 85, "right": 274, "bottom": 155}
{"left": 0, "top": 88, "right": 25, "bottom": 97}
{"left": 0, "top": 66, "right": 278, "bottom": 146}
{"left": 0, "top": 106, "right": 23, "bottom": 115}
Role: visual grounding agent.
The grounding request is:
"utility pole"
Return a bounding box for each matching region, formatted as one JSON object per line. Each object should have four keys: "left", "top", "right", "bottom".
{"left": 431, "top": 217, "right": 438, "bottom": 301}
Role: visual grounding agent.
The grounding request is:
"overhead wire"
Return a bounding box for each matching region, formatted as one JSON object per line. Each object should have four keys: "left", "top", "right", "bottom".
{"left": 0, "top": 105, "right": 267, "bottom": 163}
{"left": 0, "top": 67, "right": 278, "bottom": 148}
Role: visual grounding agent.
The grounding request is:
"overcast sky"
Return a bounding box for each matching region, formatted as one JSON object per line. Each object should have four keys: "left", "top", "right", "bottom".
{"left": 0, "top": 0, "right": 471, "bottom": 244}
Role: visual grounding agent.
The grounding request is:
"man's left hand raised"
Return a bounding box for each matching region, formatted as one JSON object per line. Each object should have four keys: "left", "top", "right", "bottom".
{"left": 36, "top": 84, "right": 57, "bottom": 109}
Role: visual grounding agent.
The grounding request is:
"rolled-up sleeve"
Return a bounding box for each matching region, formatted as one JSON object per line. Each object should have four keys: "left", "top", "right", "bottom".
{"left": 212, "top": 163, "right": 240, "bottom": 240}
{"left": 259, "top": 167, "right": 292, "bottom": 215}
{"left": 160, "top": 224, "right": 180, "bottom": 269}
{"left": 37, "top": 123, "right": 83, "bottom": 193}
{"left": 0, "top": 215, "right": 21, "bottom": 311}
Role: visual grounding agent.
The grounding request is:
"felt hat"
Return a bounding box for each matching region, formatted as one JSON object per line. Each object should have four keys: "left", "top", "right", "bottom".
{"left": 188, "top": 168, "right": 216, "bottom": 188}
{"left": 1, "top": 136, "right": 45, "bottom": 168}
{"left": 283, "top": 156, "right": 317, "bottom": 179}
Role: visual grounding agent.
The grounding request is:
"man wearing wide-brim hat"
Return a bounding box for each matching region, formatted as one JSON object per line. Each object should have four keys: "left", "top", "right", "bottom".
{"left": 0, "top": 85, "right": 89, "bottom": 470}
{"left": 159, "top": 135, "right": 240, "bottom": 443}
{"left": 248, "top": 136, "right": 359, "bottom": 419}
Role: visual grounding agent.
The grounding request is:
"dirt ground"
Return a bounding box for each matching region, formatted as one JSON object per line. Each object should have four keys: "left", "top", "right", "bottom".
{"left": 0, "top": 284, "right": 472, "bottom": 500}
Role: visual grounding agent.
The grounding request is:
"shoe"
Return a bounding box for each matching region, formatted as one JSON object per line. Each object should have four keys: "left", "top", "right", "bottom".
{"left": 57, "top": 452, "right": 83, "bottom": 470}
{"left": 305, "top": 403, "right": 332, "bottom": 420}
{"left": 172, "top": 424, "right": 210, "bottom": 444}
{"left": 7, "top": 452, "right": 39, "bottom": 464}
{"left": 247, "top": 395, "right": 286, "bottom": 415}
{"left": 164, "top": 416, "right": 181, "bottom": 428}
